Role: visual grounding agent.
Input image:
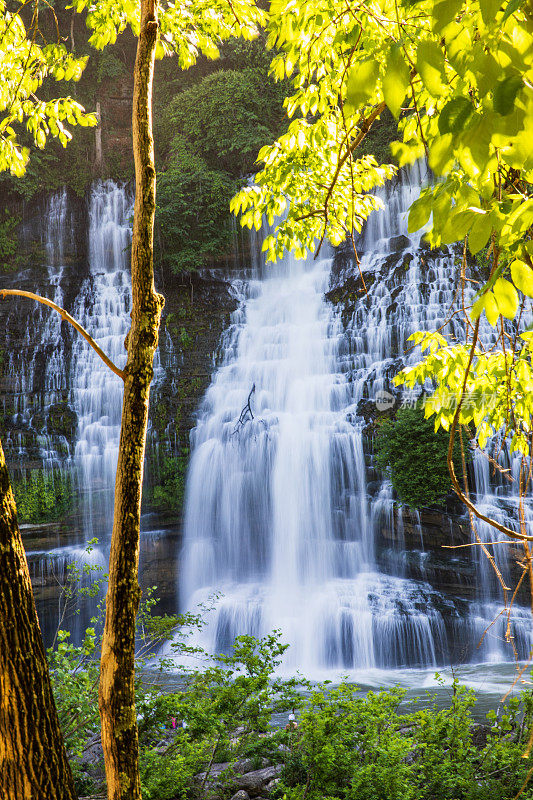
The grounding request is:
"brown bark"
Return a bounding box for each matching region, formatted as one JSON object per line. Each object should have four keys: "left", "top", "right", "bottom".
{"left": 98, "top": 1, "right": 164, "bottom": 799}
{"left": 0, "top": 438, "right": 77, "bottom": 800}
{"left": 95, "top": 101, "right": 103, "bottom": 176}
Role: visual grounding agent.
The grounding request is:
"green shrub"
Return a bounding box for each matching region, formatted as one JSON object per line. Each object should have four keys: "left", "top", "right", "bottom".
{"left": 164, "top": 68, "right": 287, "bottom": 177}
{"left": 96, "top": 51, "right": 125, "bottom": 83}
{"left": 13, "top": 468, "right": 74, "bottom": 523}
{"left": 374, "top": 405, "right": 468, "bottom": 508}
{"left": 279, "top": 684, "right": 414, "bottom": 800}
{"left": 0, "top": 211, "right": 20, "bottom": 270}
{"left": 279, "top": 678, "right": 533, "bottom": 800}
{"left": 145, "top": 449, "right": 189, "bottom": 512}
{"left": 155, "top": 65, "right": 289, "bottom": 272}
{"left": 157, "top": 139, "right": 237, "bottom": 273}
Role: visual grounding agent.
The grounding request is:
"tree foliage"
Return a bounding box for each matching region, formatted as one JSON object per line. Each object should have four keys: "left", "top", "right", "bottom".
{"left": 157, "top": 138, "right": 237, "bottom": 272}
{"left": 395, "top": 330, "right": 533, "bottom": 456}
{"left": 70, "top": 0, "right": 265, "bottom": 61}
{"left": 0, "top": 1, "right": 95, "bottom": 175}
{"left": 164, "top": 67, "right": 287, "bottom": 176}
{"left": 156, "top": 65, "right": 287, "bottom": 272}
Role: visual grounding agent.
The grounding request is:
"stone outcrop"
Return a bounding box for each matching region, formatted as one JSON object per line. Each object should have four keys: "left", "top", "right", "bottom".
{"left": 195, "top": 761, "right": 282, "bottom": 798}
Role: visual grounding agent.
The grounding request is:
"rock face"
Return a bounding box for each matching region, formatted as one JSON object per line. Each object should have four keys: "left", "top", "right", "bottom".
{"left": 325, "top": 218, "right": 531, "bottom": 659}
{"left": 0, "top": 187, "right": 238, "bottom": 640}
{"left": 1, "top": 174, "right": 524, "bottom": 659}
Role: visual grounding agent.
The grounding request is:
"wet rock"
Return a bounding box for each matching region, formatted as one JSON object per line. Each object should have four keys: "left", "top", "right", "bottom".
{"left": 471, "top": 723, "right": 491, "bottom": 748}
{"left": 46, "top": 401, "right": 78, "bottom": 439}
{"left": 79, "top": 733, "right": 103, "bottom": 766}
{"left": 388, "top": 234, "right": 411, "bottom": 251}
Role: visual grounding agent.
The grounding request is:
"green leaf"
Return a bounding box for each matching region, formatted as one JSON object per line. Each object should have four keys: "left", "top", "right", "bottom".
{"left": 383, "top": 46, "right": 411, "bottom": 119}
{"left": 471, "top": 294, "right": 485, "bottom": 321}
{"left": 428, "top": 134, "right": 454, "bottom": 175}
{"left": 493, "top": 276, "right": 519, "bottom": 318}
{"left": 493, "top": 75, "right": 523, "bottom": 115}
{"left": 472, "top": 290, "right": 499, "bottom": 326}
{"left": 416, "top": 40, "right": 447, "bottom": 96}
{"left": 511, "top": 259, "right": 533, "bottom": 296}
{"left": 438, "top": 98, "right": 475, "bottom": 135}
{"left": 408, "top": 194, "right": 432, "bottom": 232}
{"left": 476, "top": 53, "right": 502, "bottom": 96}
{"left": 432, "top": 0, "right": 463, "bottom": 32}
{"left": 479, "top": 0, "right": 502, "bottom": 24}
{"left": 502, "top": 0, "right": 524, "bottom": 23}
{"left": 445, "top": 22, "right": 472, "bottom": 77}
{"left": 448, "top": 209, "right": 477, "bottom": 239}
{"left": 468, "top": 213, "right": 492, "bottom": 253}
{"left": 345, "top": 59, "right": 379, "bottom": 110}
{"left": 484, "top": 292, "right": 500, "bottom": 325}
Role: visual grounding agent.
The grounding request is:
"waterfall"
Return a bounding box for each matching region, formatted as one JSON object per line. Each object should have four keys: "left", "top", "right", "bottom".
{"left": 1, "top": 182, "right": 134, "bottom": 640}
{"left": 70, "top": 181, "right": 133, "bottom": 540}
{"left": 180, "top": 161, "right": 533, "bottom": 673}
{"left": 4, "top": 189, "right": 72, "bottom": 458}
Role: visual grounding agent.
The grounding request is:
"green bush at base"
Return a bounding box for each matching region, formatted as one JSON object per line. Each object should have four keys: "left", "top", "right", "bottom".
{"left": 48, "top": 586, "right": 533, "bottom": 800}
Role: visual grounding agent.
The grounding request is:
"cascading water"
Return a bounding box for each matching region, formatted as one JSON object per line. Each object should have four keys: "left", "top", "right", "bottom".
{"left": 4, "top": 189, "right": 72, "bottom": 460}
{"left": 3, "top": 182, "right": 134, "bottom": 639}
{"left": 180, "top": 161, "right": 533, "bottom": 674}
{"left": 70, "top": 181, "right": 133, "bottom": 540}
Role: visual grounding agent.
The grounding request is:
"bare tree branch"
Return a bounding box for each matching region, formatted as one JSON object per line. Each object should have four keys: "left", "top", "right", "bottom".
{"left": 232, "top": 383, "right": 256, "bottom": 434}
{"left": 0, "top": 289, "right": 126, "bottom": 380}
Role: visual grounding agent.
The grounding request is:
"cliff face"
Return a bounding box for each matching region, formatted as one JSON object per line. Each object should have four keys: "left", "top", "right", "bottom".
{"left": 326, "top": 211, "right": 529, "bottom": 634}
{"left": 0, "top": 184, "right": 238, "bottom": 639}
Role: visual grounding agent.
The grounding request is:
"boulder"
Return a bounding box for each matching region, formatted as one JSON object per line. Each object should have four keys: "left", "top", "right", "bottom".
{"left": 230, "top": 792, "right": 250, "bottom": 800}
{"left": 236, "top": 765, "right": 283, "bottom": 797}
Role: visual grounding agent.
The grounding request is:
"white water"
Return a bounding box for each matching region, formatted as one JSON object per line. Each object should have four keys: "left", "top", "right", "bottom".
{"left": 69, "top": 181, "right": 133, "bottom": 539}
{"left": 4, "top": 174, "right": 532, "bottom": 674}
{"left": 180, "top": 161, "right": 533, "bottom": 674}
{"left": 3, "top": 189, "right": 72, "bottom": 466}
{"left": 3, "top": 183, "right": 134, "bottom": 638}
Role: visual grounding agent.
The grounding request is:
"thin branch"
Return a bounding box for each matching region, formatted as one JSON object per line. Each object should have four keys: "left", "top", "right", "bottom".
{"left": 0, "top": 289, "right": 125, "bottom": 380}
{"left": 443, "top": 541, "right": 521, "bottom": 549}
{"left": 232, "top": 383, "right": 256, "bottom": 434}
{"left": 446, "top": 278, "right": 533, "bottom": 541}
{"left": 310, "top": 100, "right": 388, "bottom": 258}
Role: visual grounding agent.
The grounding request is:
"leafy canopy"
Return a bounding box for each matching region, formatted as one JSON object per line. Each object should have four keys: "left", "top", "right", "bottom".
{"left": 232, "top": 0, "right": 533, "bottom": 461}
{"left": 69, "top": 0, "right": 265, "bottom": 61}
{"left": 0, "top": 1, "right": 96, "bottom": 176}
{"left": 157, "top": 137, "right": 237, "bottom": 272}
{"left": 155, "top": 63, "right": 288, "bottom": 272}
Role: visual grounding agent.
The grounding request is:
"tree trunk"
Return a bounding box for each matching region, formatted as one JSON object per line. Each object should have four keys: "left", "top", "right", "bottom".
{"left": 95, "top": 101, "right": 103, "bottom": 175}
{"left": 0, "top": 439, "right": 77, "bottom": 800}
{"left": 98, "top": 1, "right": 164, "bottom": 798}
